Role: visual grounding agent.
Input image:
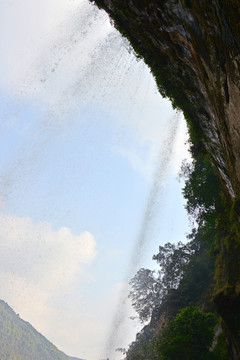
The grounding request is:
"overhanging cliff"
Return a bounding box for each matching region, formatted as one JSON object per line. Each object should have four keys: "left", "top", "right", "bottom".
{"left": 90, "top": 0, "right": 240, "bottom": 358}
{"left": 91, "top": 0, "right": 240, "bottom": 199}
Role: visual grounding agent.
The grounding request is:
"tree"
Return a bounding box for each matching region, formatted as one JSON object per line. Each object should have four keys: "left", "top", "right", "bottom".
{"left": 129, "top": 268, "right": 160, "bottom": 323}
{"left": 128, "top": 238, "right": 214, "bottom": 322}
{"left": 157, "top": 306, "right": 216, "bottom": 360}
{"left": 125, "top": 326, "right": 158, "bottom": 360}
{"left": 179, "top": 150, "right": 221, "bottom": 230}
{"left": 128, "top": 242, "right": 190, "bottom": 323}
{"left": 152, "top": 241, "right": 195, "bottom": 291}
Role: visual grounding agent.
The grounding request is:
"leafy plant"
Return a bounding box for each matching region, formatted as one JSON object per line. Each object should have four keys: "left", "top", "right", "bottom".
{"left": 157, "top": 306, "right": 217, "bottom": 360}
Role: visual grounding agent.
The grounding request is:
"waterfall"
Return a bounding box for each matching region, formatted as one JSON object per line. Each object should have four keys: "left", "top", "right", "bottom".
{"left": 0, "top": 1, "right": 189, "bottom": 359}
{"left": 104, "top": 112, "right": 181, "bottom": 359}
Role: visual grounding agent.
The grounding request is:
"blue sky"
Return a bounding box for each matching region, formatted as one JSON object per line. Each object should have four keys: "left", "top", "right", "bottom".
{"left": 0, "top": 1, "right": 191, "bottom": 359}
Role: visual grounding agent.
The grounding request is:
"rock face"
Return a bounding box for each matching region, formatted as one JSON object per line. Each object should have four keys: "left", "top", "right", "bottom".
{"left": 92, "top": 0, "right": 240, "bottom": 198}
{"left": 91, "top": 0, "right": 240, "bottom": 358}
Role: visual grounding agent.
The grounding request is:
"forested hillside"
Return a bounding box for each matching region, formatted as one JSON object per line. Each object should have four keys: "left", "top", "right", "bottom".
{"left": 0, "top": 300, "right": 83, "bottom": 360}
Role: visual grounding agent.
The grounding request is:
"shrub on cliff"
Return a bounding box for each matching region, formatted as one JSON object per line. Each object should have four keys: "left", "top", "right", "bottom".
{"left": 157, "top": 306, "right": 216, "bottom": 360}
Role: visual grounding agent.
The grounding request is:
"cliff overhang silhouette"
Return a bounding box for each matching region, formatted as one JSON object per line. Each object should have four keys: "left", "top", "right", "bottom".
{"left": 90, "top": 1, "right": 240, "bottom": 358}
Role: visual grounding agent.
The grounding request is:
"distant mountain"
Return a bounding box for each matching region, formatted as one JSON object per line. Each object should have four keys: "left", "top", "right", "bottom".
{"left": 0, "top": 299, "right": 84, "bottom": 360}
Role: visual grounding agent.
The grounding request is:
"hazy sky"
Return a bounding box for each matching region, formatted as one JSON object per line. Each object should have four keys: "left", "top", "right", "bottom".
{"left": 0, "top": 1, "right": 190, "bottom": 359}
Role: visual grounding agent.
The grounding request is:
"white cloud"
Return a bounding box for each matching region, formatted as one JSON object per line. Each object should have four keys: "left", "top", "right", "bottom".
{"left": 0, "top": 213, "right": 138, "bottom": 359}
{"left": 0, "top": 1, "right": 191, "bottom": 359}
{"left": 0, "top": 213, "right": 97, "bottom": 351}
{"left": 41, "top": 281, "right": 139, "bottom": 360}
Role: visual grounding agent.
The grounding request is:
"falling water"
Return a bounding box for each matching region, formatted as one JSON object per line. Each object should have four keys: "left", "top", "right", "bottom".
{"left": 104, "top": 112, "right": 181, "bottom": 358}
{"left": 0, "top": 1, "right": 134, "bottom": 206}
{"left": 0, "top": 1, "right": 189, "bottom": 359}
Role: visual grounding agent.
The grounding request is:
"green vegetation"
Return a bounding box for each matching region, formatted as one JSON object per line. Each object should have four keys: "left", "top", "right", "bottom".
{"left": 126, "top": 143, "right": 240, "bottom": 356}
{"left": 92, "top": 0, "right": 240, "bottom": 355}
{"left": 125, "top": 307, "right": 221, "bottom": 360}
{"left": 129, "top": 238, "right": 214, "bottom": 323}
{"left": 125, "top": 327, "right": 158, "bottom": 360}
{"left": 212, "top": 332, "right": 229, "bottom": 360}
{"left": 157, "top": 307, "right": 216, "bottom": 360}
{"left": 0, "top": 300, "right": 83, "bottom": 360}
{"left": 125, "top": 140, "right": 230, "bottom": 359}
{"left": 129, "top": 139, "right": 221, "bottom": 318}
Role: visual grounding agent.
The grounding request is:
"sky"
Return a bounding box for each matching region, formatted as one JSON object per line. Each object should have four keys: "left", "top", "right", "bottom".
{"left": 0, "top": 0, "right": 191, "bottom": 359}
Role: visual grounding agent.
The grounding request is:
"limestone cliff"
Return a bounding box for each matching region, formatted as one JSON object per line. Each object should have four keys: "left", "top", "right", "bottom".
{"left": 91, "top": 0, "right": 240, "bottom": 197}
{"left": 90, "top": 1, "right": 240, "bottom": 358}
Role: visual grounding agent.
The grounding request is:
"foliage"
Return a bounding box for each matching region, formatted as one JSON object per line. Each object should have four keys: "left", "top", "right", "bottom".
{"left": 212, "top": 332, "right": 228, "bottom": 360}
{"left": 125, "top": 326, "right": 158, "bottom": 360}
{"left": 157, "top": 306, "right": 217, "bottom": 360}
{"left": 129, "top": 268, "right": 160, "bottom": 323}
{"left": 153, "top": 241, "right": 195, "bottom": 290}
{"left": 129, "top": 235, "right": 214, "bottom": 322}
{"left": 128, "top": 240, "right": 196, "bottom": 322}
{"left": 125, "top": 307, "right": 217, "bottom": 360}
{"left": 128, "top": 242, "right": 189, "bottom": 322}
{"left": 91, "top": 0, "right": 240, "bottom": 356}
{"left": 127, "top": 146, "right": 220, "bottom": 357}
{"left": 0, "top": 300, "right": 83, "bottom": 360}
{"left": 179, "top": 146, "right": 221, "bottom": 230}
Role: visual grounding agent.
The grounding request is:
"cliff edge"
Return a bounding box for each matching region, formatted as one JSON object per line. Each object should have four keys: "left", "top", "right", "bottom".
{"left": 90, "top": 1, "right": 240, "bottom": 358}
